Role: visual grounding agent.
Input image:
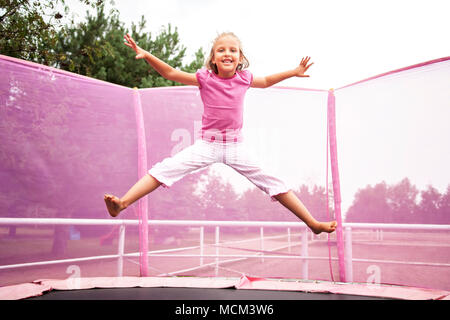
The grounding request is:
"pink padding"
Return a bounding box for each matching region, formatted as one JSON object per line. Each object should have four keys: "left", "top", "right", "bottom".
{"left": 2, "top": 275, "right": 449, "bottom": 300}
{"left": 0, "top": 282, "right": 52, "bottom": 300}
{"left": 235, "top": 275, "right": 450, "bottom": 300}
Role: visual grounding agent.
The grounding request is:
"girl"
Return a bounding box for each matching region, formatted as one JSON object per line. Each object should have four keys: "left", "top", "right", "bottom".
{"left": 104, "top": 32, "right": 337, "bottom": 234}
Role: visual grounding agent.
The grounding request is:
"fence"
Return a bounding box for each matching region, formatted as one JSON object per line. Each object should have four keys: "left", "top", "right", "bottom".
{"left": 1, "top": 218, "right": 449, "bottom": 284}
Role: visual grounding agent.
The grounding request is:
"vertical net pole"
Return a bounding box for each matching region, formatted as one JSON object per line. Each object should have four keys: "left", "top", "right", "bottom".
{"left": 133, "top": 88, "right": 149, "bottom": 277}
{"left": 327, "top": 89, "right": 346, "bottom": 282}
{"left": 301, "top": 229, "right": 309, "bottom": 280}
{"left": 326, "top": 94, "right": 335, "bottom": 282}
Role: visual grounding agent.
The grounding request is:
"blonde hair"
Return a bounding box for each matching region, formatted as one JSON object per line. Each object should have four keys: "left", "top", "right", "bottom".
{"left": 205, "top": 32, "right": 250, "bottom": 74}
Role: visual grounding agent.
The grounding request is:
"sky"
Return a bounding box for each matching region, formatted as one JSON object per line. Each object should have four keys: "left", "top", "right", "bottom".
{"left": 66, "top": 0, "right": 450, "bottom": 90}
{"left": 63, "top": 0, "right": 450, "bottom": 214}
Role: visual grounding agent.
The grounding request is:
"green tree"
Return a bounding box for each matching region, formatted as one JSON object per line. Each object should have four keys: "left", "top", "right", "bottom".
{"left": 0, "top": 0, "right": 99, "bottom": 65}
{"left": 55, "top": 4, "right": 204, "bottom": 88}
{"left": 1, "top": 1, "right": 205, "bottom": 87}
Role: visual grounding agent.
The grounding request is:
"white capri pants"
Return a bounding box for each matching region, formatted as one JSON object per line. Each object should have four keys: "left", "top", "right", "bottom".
{"left": 148, "top": 139, "right": 290, "bottom": 200}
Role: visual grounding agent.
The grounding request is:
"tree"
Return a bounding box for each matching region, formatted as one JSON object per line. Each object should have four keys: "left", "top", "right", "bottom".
{"left": 438, "top": 185, "right": 450, "bottom": 224}
{"left": 238, "top": 187, "right": 276, "bottom": 221}
{"left": 197, "top": 169, "right": 243, "bottom": 221}
{"left": 233, "top": 183, "right": 332, "bottom": 224}
{"left": 1, "top": 1, "right": 205, "bottom": 88}
{"left": 345, "top": 178, "right": 450, "bottom": 224}
{"left": 387, "top": 178, "right": 419, "bottom": 223}
{"left": 54, "top": 5, "right": 204, "bottom": 88}
{"left": 1, "top": 1, "right": 205, "bottom": 256}
{"left": 293, "top": 185, "right": 334, "bottom": 223}
{"left": 0, "top": 0, "right": 99, "bottom": 65}
{"left": 346, "top": 182, "right": 391, "bottom": 223}
{"left": 417, "top": 185, "right": 442, "bottom": 223}
{"left": 0, "top": 65, "right": 140, "bottom": 254}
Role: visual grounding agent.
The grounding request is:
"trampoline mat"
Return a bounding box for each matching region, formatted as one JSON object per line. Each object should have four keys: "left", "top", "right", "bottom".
{"left": 26, "top": 286, "right": 388, "bottom": 300}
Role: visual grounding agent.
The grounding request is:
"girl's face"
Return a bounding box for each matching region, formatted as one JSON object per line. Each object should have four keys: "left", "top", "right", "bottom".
{"left": 212, "top": 35, "right": 242, "bottom": 78}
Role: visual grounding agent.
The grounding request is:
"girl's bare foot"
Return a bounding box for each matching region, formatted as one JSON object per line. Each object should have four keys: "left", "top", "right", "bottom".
{"left": 310, "top": 221, "right": 337, "bottom": 235}
{"left": 104, "top": 194, "right": 127, "bottom": 217}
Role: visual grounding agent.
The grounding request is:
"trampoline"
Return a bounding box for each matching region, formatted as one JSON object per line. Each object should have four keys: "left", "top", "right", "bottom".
{"left": 1, "top": 54, "right": 450, "bottom": 302}
{"left": 3, "top": 275, "right": 449, "bottom": 300}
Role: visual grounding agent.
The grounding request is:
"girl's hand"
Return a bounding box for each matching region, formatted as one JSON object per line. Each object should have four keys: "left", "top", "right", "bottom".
{"left": 294, "top": 56, "right": 314, "bottom": 77}
{"left": 124, "top": 33, "right": 147, "bottom": 59}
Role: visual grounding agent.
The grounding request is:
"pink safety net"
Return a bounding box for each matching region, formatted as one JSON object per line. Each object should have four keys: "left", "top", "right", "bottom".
{"left": 0, "top": 54, "right": 449, "bottom": 294}
{"left": 334, "top": 57, "right": 450, "bottom": 290}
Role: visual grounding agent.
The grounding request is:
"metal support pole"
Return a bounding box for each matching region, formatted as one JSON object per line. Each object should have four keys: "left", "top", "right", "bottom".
{"left": 260, "top": 227, "right": 264, "bottom": 263}
{"left": 301, "top": 229, "right": 309, "bottom": 279}
{"left": 200, "top": 226, "right": 204, "bottom": 266}
{"left": 345, "top": 226, "right": 353, "bottom": 282}
{"left": 215, "top": 226, "right": 220, "bottom": 276}
{"left": 287, "top": 227, "right": 291, "bottom": 253}
{"left": 117, "top": 224, "right": 126, "bottom": 277}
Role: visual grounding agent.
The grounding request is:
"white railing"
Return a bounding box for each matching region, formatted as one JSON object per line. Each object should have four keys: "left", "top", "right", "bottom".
{"left": 0, "top": 218, "right": 310, "bottom": 278}
{"left": 1, "top": 218, "right": 450, "bottom": 282}
{"left": 342, "top": 223, "right": 450, "bottom": 282}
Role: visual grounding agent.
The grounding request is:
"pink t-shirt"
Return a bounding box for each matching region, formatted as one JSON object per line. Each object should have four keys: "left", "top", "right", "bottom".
{"left": 196, "top": 68, "right": 253, "bottom": 143}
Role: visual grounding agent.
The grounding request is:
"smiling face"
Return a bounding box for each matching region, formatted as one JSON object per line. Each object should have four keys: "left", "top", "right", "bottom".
{"left": 211, "top": 35, "right": 242, "bottom": 78}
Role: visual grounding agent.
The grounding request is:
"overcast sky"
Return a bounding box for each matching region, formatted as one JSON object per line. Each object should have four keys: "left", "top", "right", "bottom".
{"left": 67, "top": 0, "right": 450, "bottom": 90}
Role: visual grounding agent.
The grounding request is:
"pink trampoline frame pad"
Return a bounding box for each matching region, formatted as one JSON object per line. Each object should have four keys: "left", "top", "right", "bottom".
{"left": 1, "top": 275, "right": 449, "bottom": 300}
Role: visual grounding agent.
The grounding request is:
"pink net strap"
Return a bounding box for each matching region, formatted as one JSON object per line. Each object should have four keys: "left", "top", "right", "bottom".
{"left": 336, "top": 56, "right": 450, "bottom": 90}
{"left": 326, "top": 91, "right": 334, "bottom": 282}
{"left": 327, "top": 89, "right": 346, "bottom": 282}
{"left": 133, "top": 88, "right": 149, "bottom": 276}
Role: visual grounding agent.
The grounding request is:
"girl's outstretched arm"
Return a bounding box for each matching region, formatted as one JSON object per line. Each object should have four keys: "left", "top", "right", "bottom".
{"left": 124, "top": 33, "right": 199, "bottom": 87}
{"left": 251, "top": 56, "right": 313, "bottom": 88}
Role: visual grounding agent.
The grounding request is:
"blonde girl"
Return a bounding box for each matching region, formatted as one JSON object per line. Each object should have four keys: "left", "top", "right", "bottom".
{"left": 104, "top": 32, "right": 337, "bottom": 234}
